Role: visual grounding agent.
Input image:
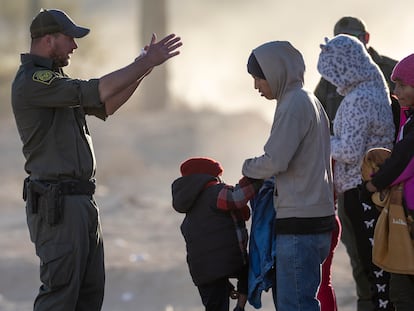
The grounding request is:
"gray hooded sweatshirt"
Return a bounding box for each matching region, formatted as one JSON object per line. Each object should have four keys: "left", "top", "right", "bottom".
{"left": 317, "top": 35, "right": 394, "bottom": 193}
{"left": 242, "top": 41, "right": 334, "bottom": 221}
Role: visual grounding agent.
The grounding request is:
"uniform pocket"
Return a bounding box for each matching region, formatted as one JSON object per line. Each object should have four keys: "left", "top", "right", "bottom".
{"left": 37, "top": 243, "right": 74, "bottom": 289}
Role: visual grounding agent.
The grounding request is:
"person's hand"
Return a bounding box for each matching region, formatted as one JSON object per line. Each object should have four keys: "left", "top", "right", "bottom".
{"left": 357, "top": 181, "right": 374, "bottom": 205}
{"left": 234, "top": 205, "right": 251, "bottom": 221}
{"left": 143, "top": 33, "right": 182, "bottom": 67}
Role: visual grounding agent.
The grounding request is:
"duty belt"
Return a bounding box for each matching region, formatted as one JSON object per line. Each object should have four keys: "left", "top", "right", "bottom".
{"left": 54, "top": 179, "right": 96, "bottom": 196}
{"left": 22, "top": 178, "right": 96, "bottom": 226}
{"left": 23, "top": 178, "right": 95, "bottom": 200}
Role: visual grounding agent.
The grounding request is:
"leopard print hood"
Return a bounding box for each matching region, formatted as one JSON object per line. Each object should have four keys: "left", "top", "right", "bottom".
{"left": 317, "top": 35, "right": 387, "bottom": 96}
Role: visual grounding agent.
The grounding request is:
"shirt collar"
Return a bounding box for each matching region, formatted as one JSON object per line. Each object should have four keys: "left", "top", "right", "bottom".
{"left": 20, "top": 53, "right": 54, "bottom": 70}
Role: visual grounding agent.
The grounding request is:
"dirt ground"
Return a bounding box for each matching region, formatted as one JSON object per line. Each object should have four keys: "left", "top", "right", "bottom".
{"left": 0, "top": 106, "right": 357, "bottom": 311}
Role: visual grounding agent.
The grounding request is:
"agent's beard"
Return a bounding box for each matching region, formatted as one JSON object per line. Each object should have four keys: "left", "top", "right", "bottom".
{"left": 50, "top": 50, "right": 69, "bottom": 70}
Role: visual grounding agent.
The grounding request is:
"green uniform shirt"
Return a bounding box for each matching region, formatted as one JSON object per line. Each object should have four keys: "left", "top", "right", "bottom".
{"left": 11, "top": 54, "right": 107, "bottom": 180}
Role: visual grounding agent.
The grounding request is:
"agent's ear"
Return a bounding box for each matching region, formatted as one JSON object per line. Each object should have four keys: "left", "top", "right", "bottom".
{"left": 43, "top": 34, "right": 56, "bottom": 49}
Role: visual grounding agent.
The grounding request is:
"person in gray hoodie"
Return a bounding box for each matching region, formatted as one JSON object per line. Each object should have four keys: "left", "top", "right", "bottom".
{"left": 317, "top": 34, "right": 395, "bottom": 311}
{"left": 243, "top": 41, "right": 335, "bottom": 311}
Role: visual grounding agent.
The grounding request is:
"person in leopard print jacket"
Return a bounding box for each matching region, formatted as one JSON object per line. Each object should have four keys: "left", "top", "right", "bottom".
{"left": 317, "top": 34, "right": 395, "bottom": 311}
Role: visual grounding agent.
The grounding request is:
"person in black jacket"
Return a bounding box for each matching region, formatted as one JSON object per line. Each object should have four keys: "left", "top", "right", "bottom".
{"left": 359, "top": 54, "right": 414, "bottom": 311}
{"left": 171, "top": 157, "right": 262, "bottom": 311}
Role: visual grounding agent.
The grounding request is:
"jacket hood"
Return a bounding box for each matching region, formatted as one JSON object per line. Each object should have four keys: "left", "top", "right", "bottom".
{"left": 317, "top": 34, "right": 386, "bottom": 96}
{"left": 252, "top": 41, "right": 305, "bottom": 100}
{"left": 171, "top": 174, "right": 218, "bottom": 213}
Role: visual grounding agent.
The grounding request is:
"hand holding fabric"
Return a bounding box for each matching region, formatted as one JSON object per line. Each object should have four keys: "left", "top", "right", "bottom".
{"left": 357, "top": 181, "right": 374, "bottom": 205}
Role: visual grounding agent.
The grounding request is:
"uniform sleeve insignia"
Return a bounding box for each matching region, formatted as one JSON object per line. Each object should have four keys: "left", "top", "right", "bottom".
{"left": 32, "top": 70, "right": 57, "bottom": 85}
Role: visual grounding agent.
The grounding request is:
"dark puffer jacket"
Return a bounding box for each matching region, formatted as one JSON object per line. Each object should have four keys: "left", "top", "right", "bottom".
{"left": 172, "top": 174, "right": 247, "bottom": 286}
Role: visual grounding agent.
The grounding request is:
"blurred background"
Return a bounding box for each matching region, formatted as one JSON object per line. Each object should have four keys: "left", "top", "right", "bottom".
{"left": 1, "top": 1, "right": 413, "bottom": 311}
{"left": 2, "top": 0, "right": 414, "bottom": 121}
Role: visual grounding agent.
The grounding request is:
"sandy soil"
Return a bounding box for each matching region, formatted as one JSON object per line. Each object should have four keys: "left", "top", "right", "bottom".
{"left": 0, "top": 106, "right": 357, "bottom": 311}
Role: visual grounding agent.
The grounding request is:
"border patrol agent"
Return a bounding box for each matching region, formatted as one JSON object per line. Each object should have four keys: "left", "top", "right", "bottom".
{"left": 11, "top": 8, "right": 182, "bottom": 311}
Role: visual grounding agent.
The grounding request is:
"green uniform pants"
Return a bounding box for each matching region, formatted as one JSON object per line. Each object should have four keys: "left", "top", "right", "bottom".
{"left": 26, "top": 194, "right": 105, "bottom": 311}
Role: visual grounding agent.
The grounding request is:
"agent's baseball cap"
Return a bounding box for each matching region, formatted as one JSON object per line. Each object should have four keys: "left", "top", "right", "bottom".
{"left": 334, "top": 16, "right": 367, "bottom": 36}
{"left": 30, "top": 8, "right": 90, "bottom": 39}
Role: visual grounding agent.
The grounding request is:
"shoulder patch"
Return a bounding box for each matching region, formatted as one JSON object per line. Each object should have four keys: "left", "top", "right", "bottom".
{"left": 32, "top": 70, "right": 57, "bottom": 85}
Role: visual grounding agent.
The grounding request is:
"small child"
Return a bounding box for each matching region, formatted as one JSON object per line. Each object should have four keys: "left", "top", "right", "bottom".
{"left": 171, "top": 157, "right": 263, "bottom": 311}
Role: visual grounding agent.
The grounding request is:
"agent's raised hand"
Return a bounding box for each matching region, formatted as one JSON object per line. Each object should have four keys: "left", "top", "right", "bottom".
{"left": 144, "top": 33, "right": 182, "bottom": 67}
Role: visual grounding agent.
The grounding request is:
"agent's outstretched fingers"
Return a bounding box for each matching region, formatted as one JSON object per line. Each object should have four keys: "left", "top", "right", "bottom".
{"left": 159, "top": 35, "right": 182, "bottom": 58}
{"left": 158, "top": 33, "right": 178, "bottom": 45}
{"left": 165, "top": 37, "right": 182, "bottom": 49}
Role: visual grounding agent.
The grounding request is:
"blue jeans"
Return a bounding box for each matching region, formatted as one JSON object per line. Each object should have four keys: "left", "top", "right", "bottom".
{"left": 273, "top": 232, "right": 331, "bottom": 311}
